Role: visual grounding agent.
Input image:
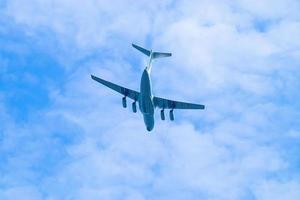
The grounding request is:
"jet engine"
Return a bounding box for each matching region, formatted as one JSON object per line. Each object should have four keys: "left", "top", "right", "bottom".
{"left": 160, "top": 109, "right": 165, "bottom": 120}
{"left": 132, "top": 101, "right": 137, "bottom": 113}
{"left": 122, "top": 97, "right": 127, "bottom": 108}
{"left": 170, "top": 110, "right": 174, "bottom": 121}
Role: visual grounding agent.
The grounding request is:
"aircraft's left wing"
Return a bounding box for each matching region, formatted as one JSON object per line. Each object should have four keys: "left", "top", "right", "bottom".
{"left": 153, "top": 96, "right": 205, "bottom": 110}
{"left": 91, "top": 75, "right": 139, "bottom": 101}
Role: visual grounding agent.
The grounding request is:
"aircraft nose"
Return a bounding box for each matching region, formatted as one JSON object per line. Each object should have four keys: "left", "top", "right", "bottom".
{"left": 147, "top": 127, "right": 153, "bottom": 132}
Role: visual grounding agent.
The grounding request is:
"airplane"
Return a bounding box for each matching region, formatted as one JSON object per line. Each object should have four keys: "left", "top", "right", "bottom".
{"left": 91, "top": 44, "right": 205, "bottom": 131}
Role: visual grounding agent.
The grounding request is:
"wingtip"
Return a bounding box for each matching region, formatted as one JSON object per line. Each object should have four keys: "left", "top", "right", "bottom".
{"left": 91, "top": 74, "right": 96, "bottom": 80}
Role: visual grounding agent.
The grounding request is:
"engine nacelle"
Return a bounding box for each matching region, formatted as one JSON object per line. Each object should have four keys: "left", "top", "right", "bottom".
{"left": 132, "top": 101, "right": 137, "bottom": 113}
{"left": 170, "top": 110, "right": 174, "bottom": 121}
{"left": 122, "top": 97, "right": 127, "bottom": 108}
{"left": 160, "top": 109, "right": 165, "bottom": 120}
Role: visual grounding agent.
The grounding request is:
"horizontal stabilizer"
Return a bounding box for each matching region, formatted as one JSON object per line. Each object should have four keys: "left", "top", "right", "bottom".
{"left": 132, "top": 44, "right": 150, "bottom": 56}
{"left": 152, "top": 52, "right": 172, "bottom": 59}
{"left": 132, "top": 43, "right": 172, "bottom": 59}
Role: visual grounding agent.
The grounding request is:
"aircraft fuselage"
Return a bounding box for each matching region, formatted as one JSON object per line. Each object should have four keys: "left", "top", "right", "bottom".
{"left": 139, "top": 69, "right": 155, "bottom": 131}
{"left": 91, "top": 44, "right": 205, "bottom": 132}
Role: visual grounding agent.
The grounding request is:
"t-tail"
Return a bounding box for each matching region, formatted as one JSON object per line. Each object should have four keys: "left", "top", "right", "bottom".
{"left": 132, "top": 43, "right": 172, "bottom": 72}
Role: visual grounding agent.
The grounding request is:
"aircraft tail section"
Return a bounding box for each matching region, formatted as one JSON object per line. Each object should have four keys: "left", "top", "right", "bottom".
{"left": 132, "top": 43, "right": 172, "bottom": 60}
{"left": 132, "top": 44, "right": 150, "bottom": 56}
{"left": 152, "top": 52, "right": 172, "bottom": 59}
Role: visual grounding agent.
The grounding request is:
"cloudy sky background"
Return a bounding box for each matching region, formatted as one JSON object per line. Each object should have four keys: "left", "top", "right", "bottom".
{"left": 1, "top": 0, "right": 300, "bottom": 199}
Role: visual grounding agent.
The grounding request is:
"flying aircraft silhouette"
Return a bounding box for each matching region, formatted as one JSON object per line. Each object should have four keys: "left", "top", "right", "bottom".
{"left": 91, "top": 44, "right": 205, "bottom": 131}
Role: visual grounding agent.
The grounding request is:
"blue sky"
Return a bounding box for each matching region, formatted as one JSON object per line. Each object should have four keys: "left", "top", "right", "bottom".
{"left": 1, "top": 0, "right": 300, "bottom": 199}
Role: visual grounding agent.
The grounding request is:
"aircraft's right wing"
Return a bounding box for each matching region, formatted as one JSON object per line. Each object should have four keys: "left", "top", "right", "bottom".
{"left": 91, "top": 75, "right": 139, "bottom": 101}
{"left": 153, "top": 96, "right": 205, "bottom": 110}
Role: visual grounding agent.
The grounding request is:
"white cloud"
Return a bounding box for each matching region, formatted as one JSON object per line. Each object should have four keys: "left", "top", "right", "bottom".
{"left": 238, "top": 0, "right": 300, "bottom": 20}
{"left": 1, "top": 0, "right": 300, "bottom": 199}
{"left": 288, "top": 130, "right": 300, "bottom": 139}
{"left": 253, "top": 180, "right": 300, "bottom": 200}
{"left": 0, "top": 186, "right": 42, "bottom": 200}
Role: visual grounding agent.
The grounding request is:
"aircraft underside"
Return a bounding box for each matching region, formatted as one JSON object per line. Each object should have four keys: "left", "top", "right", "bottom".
{"left": 91, "top": 43, "right": 205, "bottom": 132}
